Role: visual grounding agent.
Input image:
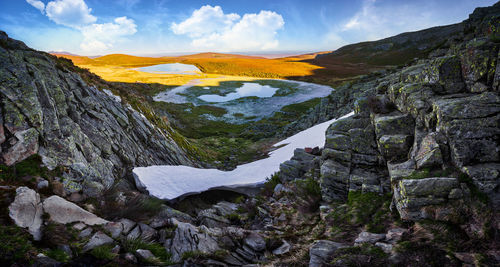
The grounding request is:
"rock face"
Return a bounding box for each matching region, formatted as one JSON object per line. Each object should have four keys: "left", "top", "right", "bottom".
{"left": 0, "top": 31, "right": 194, "bottom": 197}
{"left": 8, "top": 187, "right": 43, "bottom": 240}
{"left": 42, "top": 195, "right": 108, "bottom": 225}
{"left": 283, "top": 3, "right": 500, "bottom": 219}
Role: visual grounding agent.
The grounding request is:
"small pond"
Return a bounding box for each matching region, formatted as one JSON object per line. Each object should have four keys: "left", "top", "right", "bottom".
{"left": 136, "top": 63, "right": 200, "bottom": 74}
{"left": 198, "top": 82, "right": 279, "bottom": 102}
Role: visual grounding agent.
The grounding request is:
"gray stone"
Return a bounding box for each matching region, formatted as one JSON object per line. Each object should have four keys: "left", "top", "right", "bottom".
{"left": 378, "top": 134, "right": 413, "bottom": 160}
{"left": 354, "top": 232, "right": 386, "bottom": 244}
{"left": 373, "top": 112, "right": 414, "bottom": 137}
{"left": 375, "top": 242, "right": 393, "bottom": 254}
{"left": 166, "top": 219, "right": 220, "bottom": 262}
{"left": 79, "top": 228, "right": 93, "bottom": 238}
{"left": 103, "top": 222, "right": 123, "bottom": 238}
{"left": 72, "top": 223, "right": 86, "bottom": 231}
{"left": 198, "top": 208, "right": 231, "bottom": 228}
{"left": 82, "top": 232, "right": 114, "bottom": 252}
{"left": 135, "top": 249, "right": 156, "bottom": 261}
{"left": 124, "top": 252, "right": 137, "bottom": 263}
{"left": 118, "top": 218, "right": 136, "bottom": 234}
{"left": 43, "top": 195, "right": 108, "bottom": 225}
{"left": 37, "top": 179, "right": 49, "bottom": 190}
{"left": 8, "top": 187, "right": 43, "bottom": 240}
{"left": 138, "top": 223, "right": 157, "bottom": 241}
{"left": 244, "top": 233, "right": 266, "bottom": 252}
{"left": 309, "top": 240, "right": 348, "bottom": 267}
{"left": 461, "top": 164, "right": 500, "bottom": 205}
{"left": 388, "top": 160, "right": 416, "bottom": 182}
{"left": 111, "top": 245, "right": 120, "bottom": 254}
{"left": 415, "top": 133, "right": 443, "bottom": 169}
{"left": 127, "top": 226, "right": 141, "bottom": 240}
{"left": 272, "top": 240, "right": 291, "bottom": 255}
{"left": 385, "top": 228, "right": 407, "bottom": 243}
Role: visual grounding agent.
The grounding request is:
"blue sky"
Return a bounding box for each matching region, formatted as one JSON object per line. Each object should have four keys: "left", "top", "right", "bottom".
{"left": 0, "top": 0, "right": 497, "bottom": 56}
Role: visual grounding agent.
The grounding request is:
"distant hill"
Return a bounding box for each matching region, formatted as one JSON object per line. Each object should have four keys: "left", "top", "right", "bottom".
{"left": 305, "top": 23, "right": 463, "bottom": 78}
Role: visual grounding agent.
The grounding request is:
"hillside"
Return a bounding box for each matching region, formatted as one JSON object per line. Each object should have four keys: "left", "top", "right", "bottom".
{"left": 0, "top": 2, "right": 499, "bottom": 267}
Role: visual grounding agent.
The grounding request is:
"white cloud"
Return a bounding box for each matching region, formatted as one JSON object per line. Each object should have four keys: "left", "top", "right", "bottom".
{"left": 172, "top": 5, "right": 239, "bottom": 38}
{"left": 25, "top": 0, "right": 137, "bottom": 54}
{"left": 45, "top": 0, "right": 97, "bottom": 28}
{"left": 80, "top": 16, "right": 137, "bottom": 52}
{"left": 26, "top": 0, "right": 45, "bottom": 13}
{"left": 172, "top": 5, "right": 284, "bottom": 51}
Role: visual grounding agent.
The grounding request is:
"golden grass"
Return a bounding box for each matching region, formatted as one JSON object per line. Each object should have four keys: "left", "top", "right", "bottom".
{"left": 53, "top": 53, "right": 324, "bottom": 86}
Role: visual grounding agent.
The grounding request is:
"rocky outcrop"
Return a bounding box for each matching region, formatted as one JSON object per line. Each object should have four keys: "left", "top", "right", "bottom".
{"left": 8, "top": 187, "right": 43, "bottom": 240}
{"left": 0, "top": 31, "right": 194, "bottom": 197}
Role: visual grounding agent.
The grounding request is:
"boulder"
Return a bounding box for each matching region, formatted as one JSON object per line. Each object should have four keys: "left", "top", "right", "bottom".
{"left": 8, "top": 187, "right": 43, "bottom": 240}
{"left": 82, "top": 232, "right": 114, "bottom": 252}
{"left": 309, "top": 240, "right": 348, "bottom": 267}
{"left": 244, "top": 233, "right": 266, "bottom": 252}
{"left": 42, "top": 195, "right": 108, "bottom": 225}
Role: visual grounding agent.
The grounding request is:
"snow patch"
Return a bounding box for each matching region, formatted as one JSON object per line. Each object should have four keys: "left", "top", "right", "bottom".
{"left": 133, "top": 112, "right": 354, "bottom": 200}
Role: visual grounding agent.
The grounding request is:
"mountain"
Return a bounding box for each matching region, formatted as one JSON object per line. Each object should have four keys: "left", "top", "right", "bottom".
{"left": 0, "top": 2, "right": 499, "bottom": 266}
{"left": 0, "top": 31, "right": 195, "bottom": 198}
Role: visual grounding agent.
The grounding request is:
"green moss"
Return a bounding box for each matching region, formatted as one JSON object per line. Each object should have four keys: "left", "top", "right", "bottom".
{"left": 0, "top": 154, "right": 61, "bottom": 181}
{"left": 0, "top": 225, "right": 37, "bottom": 265}
{"left": 121, "top": 238, "right": 172, "bottom": 263}
{"left": 181, "top": 250, "right": 206, "bottom": 260}
{"left": 90, "top": 245, "right": 116, "bottom": 260}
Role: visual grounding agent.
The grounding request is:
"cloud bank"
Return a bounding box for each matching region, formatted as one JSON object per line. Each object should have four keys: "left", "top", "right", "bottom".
{"left": 26, "top": 0, "right": 136, "bottom": 53}
{"left": 172, "top": 5, "right": 284, "bottom": 51}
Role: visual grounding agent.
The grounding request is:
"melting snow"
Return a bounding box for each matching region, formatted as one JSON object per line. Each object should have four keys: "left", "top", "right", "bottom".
{"left": 133, "top": 112, "right": 354, "bottom": 200}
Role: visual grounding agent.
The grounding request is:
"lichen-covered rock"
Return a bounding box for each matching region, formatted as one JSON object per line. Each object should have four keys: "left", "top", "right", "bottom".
{"left": 373, "top": 112, "right": 414, "bottom": 137}
{"left": 8, "top": 187, "right": 43, "bottom": 240}
{"left": 415, "top": 133, "right": 443, "bottom": 169}
{"left": 0, "top": 31, "right": 194, "bottom": 197}
{"left": 394, "top": 177, "right": 462, "bottom": 221}
{"left": 378, "top": 134, "right": 413, "bottom": 161}
{"left": 42, "top": 195, "right": 108, "bottom": 225}
{"left": 461, "top": 163, "right": 500, "bottom": 205}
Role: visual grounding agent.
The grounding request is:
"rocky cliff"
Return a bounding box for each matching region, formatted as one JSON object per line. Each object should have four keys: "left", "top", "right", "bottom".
{"left": 0, "top": 3, "right": 499, "bottom": 267}
{"left": 0, "top": 31, "right": 194, "bottom": 197}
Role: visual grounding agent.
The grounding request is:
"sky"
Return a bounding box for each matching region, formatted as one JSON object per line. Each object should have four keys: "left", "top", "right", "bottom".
{"left": 0, "top": 0, "right": 497, "bottom": 56}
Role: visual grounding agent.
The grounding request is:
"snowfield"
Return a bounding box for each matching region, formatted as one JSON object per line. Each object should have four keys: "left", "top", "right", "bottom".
{"left": 133, "top": 112, "right": 354, "bottom": 200}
